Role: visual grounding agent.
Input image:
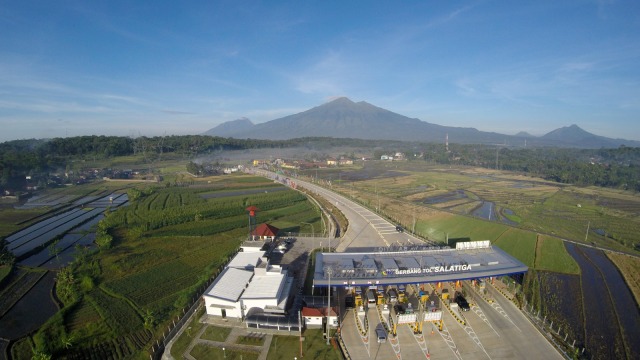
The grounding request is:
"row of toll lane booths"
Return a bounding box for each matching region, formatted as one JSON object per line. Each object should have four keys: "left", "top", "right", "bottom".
{"left": 345, "top": 282, "right": 443, "bottom": 312}
{"left": 346, "top": 284, "right": 408, "bottom": 309}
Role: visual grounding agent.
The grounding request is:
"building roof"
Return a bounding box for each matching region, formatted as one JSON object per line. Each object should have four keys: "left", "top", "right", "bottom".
{"left": 313, "top": 241, "right": 528, "bottom": 287}
{"left": 205, "top": 267, "right": 253, "bottom": 302}
{"left": 251, "top": 223, "right": 279, "bottom": 237}
{"left": 242, "top": 270, "right": 286, "bottom": 299}
{"left": 227, "top": 251, "right": 265, "bottom": 270}
{"left": 301, "top": 307, "right": 338, "bottom": 317}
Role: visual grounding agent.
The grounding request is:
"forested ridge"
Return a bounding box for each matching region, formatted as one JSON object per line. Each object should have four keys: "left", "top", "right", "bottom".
{"left": 1, "top": 135, "right": 640, "bottom": 192}
{"left": 418, "top": 144, "right": 640, "bottom": 190}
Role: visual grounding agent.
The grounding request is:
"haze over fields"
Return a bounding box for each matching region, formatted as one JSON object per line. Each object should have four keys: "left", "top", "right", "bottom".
{"left": 1, "top": 1, "right": 639, "bottom": 142}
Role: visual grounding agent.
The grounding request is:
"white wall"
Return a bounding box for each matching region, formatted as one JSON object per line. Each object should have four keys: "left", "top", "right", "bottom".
{"left": 204, "top": 296, "right": 243, "bottom": 318}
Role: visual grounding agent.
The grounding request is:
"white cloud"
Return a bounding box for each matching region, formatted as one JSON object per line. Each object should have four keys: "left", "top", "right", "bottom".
{"left": 293, "top": 51, "right": 347, "bottom": 94}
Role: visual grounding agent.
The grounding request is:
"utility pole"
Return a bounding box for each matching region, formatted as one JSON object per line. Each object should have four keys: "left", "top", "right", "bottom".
{"left": 412, "top": 212, "right": 416, "bottom": 234}
{"left": 325, "top": 266, "right": 333, "bottom": 345}
{"left": 298, "top": 309, "right": 303, "bottom": 358}
{"left": 585, "top": 221, "right": 590, "bottom": 243}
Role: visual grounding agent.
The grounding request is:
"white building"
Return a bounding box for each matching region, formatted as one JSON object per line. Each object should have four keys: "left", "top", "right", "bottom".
{"left": 203, "top": 267, "right": 253, "bottom": 319}
{"left": 302, "top": 307, "right": 338, "bottom": 328}
{"left": 203, "top": 253, "right": 294, "bottom": 320}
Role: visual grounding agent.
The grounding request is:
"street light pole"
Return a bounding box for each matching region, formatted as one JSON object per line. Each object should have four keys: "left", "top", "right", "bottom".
{"left": 301, "top": 221, "right": 315, "bottom": 249}
{"left": 325, "top": 266, "right": 333, "bottom": 345}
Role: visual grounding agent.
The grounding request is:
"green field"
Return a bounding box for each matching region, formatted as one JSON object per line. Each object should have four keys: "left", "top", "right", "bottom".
{"left": 494, "top": 229, "right": 537, "bottom": 267}
{"left": 535, "top": 235, "right": 580, "bottom": 274}
{"left": 20, "top": 175, "right": 323, "bottom": 359}
{"left": 200, "top": 325, "right": 232, "bottom": 342}
{"left": 267, "top": 329, "right": 341, "bottom": 360}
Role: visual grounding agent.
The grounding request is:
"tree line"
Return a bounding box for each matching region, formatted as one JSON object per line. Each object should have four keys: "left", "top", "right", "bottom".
{"left": 1, "top": 135, "right": 639, "bottom": 192}
{"left": 417, "top": 143, "right": 640, "bottom": 191}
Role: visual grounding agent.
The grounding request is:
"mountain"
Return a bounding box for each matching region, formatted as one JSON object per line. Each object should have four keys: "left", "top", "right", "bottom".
{"left": 514, "top": 131, "right": 535, "bottom": 138}
{"left": 203, "top": 117, "right": 254, "bottom": 137}
{"left": 541, "top": 124, "right": 640, "bottom": 148}
{"left": 203, "top": 98, "right": 640, "bottom": 148}
{"left": 204, "top": 97, "right": 508, "bottom": 144}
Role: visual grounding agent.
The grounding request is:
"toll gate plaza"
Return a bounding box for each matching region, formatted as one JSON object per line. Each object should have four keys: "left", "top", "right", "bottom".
{"left": 313, "top": 241, "right": 528, "bottom": 288}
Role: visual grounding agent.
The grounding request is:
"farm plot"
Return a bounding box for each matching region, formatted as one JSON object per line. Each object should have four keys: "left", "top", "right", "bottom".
{"left": 538, "top": 271, "right": 585, "bottom": 349}
{"left": 86, "top": 288, "right": 142, "bottom": 334}
{"left": 11, "top": 177, "right": 323, "bottom": 358}
{"left": 606, "top": 252, "right": 640, "bottom": 307}
{"left": 0, "top": 268, "right": 47, "bottom": 317}
{"left": 199, "top": 185, "right": 289, "bottom": 199}
{"left": 0, "top": 271, "right": 57, "bottom": 340}
{"left": 565, "top": 243, "right": 628, "bottom": 360}
{"left": 87, "top": 192, "right": 128, "bottom": 207}
{"left": 581, "top": 247, "right": 640, "bottom": 359}
{"left": 9, "top": 207, "right": 104, "bottom": 257}
{"left": 0, "top": 208, "right": 48, "bottom": 237}
{"left": 65, "top": 301, "right": 104, "bottom": 333}
{"left": 105, "top": 259, "right": 195, "bottom": 309}
{"left": 17, "top": 232, "right": 92, "bottom": 268}
{"left": 6, "top": 207, "right": 84, "bottom": 244}
{"left": 16, "top": 195, "right": 78, "bottom": 209}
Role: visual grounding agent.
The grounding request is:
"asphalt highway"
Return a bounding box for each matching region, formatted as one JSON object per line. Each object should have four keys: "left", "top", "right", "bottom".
{"left": 288, "top": 173, "right": 564, "bottom": 360}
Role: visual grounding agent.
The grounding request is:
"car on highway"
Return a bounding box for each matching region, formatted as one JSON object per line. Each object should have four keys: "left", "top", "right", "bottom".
{"left": 393, "top": 304, "right": 405, "bottom": 315}
{"left": 455, "top": 292, "right": 470, "bottom": 311}
{"left": 395, "top": 225, "right": 404, "bottom": 232}
{"left": 376, "top": 328, "right": 387, "bottom": 343}
{"left": 345, "top": 296, "right": 355, "bottom": 309}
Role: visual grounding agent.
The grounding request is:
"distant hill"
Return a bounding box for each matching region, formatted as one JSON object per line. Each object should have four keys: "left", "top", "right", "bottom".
{"left": 203, "top": 117, "right": 254, "bottom": 137}
{"left": 538, "top": 124, "right": 638, "bottom": 148}
{"left": 514, "top": 131, "right": 536, "bottom": 138}
{"left": 204, "top": 98, "right": 640, "bottom": 148}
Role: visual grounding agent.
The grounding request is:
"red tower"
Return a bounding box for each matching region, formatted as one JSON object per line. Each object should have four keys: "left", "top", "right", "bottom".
{"left": 245, "top": 206, "right": 260, "bottom": 239}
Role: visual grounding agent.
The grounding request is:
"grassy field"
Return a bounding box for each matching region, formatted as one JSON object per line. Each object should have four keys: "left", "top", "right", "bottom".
{"left": 201, "top": 326, "right": 232, "bottom": 342}
{"left": 171, "top": 306, "right": 207, "bottom": 359}
{"left": 307, "top": 162, "right": 640, "bottom": 257}
{"left": 190, "top": 343, "right": 260, "bottom": 360}
{"left": 267, "top": 329, "right": 341, "bottom": 360}
{"left": 493, "top": 229, "right": 537, "bottom": 267}
{"left": 534, "top": 235, "right": 580, "bottom": 274}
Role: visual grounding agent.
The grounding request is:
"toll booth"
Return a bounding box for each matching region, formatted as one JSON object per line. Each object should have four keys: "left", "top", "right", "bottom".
{"left": 419, "top": 290, "right": 429, "bottom": 304}
{"left": 387, "top": 288, "right": 398, "bottom": 303}
{"left": 355, "top": 287, "right": 363, "bottom": 307}
{"left": 441, "top": 288, "right": 449, "bottom": 300}
{"left": 398, "top": 284, "right": 406, "bottom": 302}
{"left": 375, "top": 285, "right": 384, "bottom": 304}
{"left": 476, "top": 278, "right": 486, "bottom": 291}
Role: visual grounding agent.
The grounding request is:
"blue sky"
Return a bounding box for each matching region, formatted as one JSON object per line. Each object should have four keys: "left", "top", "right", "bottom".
{"left": 1, "top": 0, "right": 639, "bottom": 142}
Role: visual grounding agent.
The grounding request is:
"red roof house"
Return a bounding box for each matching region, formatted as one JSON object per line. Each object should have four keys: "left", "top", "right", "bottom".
{"left": 251, "top": 223, "right": 279, "bottom": 241}
{"left": 301, "top": 306, "right": 339, "bottom": 327}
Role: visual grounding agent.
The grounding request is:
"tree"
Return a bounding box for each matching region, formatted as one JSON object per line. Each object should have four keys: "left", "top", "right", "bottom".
{"left": 56, "top": 267, "right": 76, "bottom": 303}
{"left": 31, "top": 350, "right": 52, "bottom": 360}
{"left": 143, "top": 309, "right": 155, "bottom": 330}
